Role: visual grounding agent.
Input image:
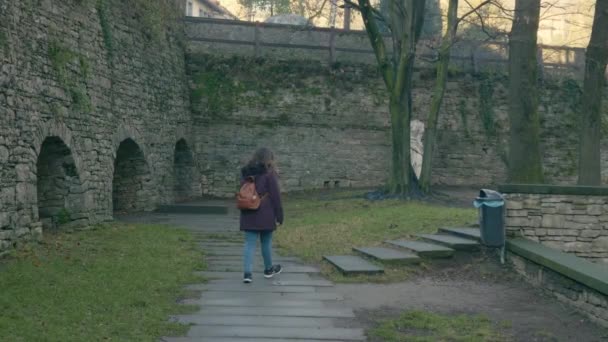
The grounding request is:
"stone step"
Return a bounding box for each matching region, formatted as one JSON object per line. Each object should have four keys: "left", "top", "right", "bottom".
{"left": 162, "top": 338, "right": 346, "bottom": 342}
{"left": 198, "top": 271, "right": 313, "bottom": 282}
{"left": 385, "top": 239, "right": 454, "bottom": 258}
{"left": 193, "top": 306, "right": 355, "bottom": 318}
{"left": 187, "top": 291, "right": 343, "bottom": 301}
{"left": 171, "top": 314, "right": 338, "bottom": 328}
{"left": 439, "top": 227, "right": 481, "bottom": 242}
{"left": 206, "top": 265, "right": 320, "bottom": 273}
{"left": 183, "top": 298, "right": 326, "bottom": 308}
{"left": 156, "top": 205, "right": 228, "bottom": 215}
{"left": 323, "top": 255, "right": 384, "bottom": 275}
{"left": 353, "top": 246, "right": 421, "bottom": 264}
{"left": 185, "top": 326, "right": 365, "bottom": 340}
{"left": 206, "top": 278, "right": 334, "bottom": 287}
{"left": 206, "top": 256, "right": 301, "bottom": 262}
{"left": 416, "top": 234, "right": 480, "bottom": 251}
{"left": 187, "top": 283, "right": 318, "bottom": 293}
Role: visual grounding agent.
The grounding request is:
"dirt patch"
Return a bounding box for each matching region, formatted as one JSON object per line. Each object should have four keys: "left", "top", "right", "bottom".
{"left": 335, "top": 254, "right": 608, "bottom": 341}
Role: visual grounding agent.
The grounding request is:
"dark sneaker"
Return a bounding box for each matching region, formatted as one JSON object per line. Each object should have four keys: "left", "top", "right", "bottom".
{"left": 243, "top": 272, "right": 252, "bottom": 283}
{"left": 263, "top": 265, "right": 283, "bottom": 278}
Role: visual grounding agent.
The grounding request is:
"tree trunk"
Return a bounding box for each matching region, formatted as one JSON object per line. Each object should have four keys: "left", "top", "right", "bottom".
{"left": 389, "top": 94, "right": 409, "bottom": 194}
{"left": 578, "top": 0, "right": 608, "bottom": 185}
{"left": 507, "top": 0, "right": 544, "bottom": 183}
{"left": 419, "top": 0, "right": 458, "bottom": 193}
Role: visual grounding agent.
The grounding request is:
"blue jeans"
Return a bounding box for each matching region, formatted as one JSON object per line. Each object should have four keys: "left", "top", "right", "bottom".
{"left": 243, "top": 230, "right": 273, "bottom": 274}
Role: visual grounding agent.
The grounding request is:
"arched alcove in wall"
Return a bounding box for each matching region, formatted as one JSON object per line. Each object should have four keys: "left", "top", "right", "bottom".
{"left": 36, "top": 136, "right": 86, "bottom": 230}
{"left": 112, "top": 138, "right": 152, "bottom": 213}
{"left": 173, "top": 138, "right": 197, "bottom": 202}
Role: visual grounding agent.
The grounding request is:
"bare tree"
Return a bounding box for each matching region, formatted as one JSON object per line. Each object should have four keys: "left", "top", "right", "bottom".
{"left": 419, "top": 0, "right": 494, "bottom": 192}
{"left": 578, "top": 0, "right": 608, "bottom": 185}
{"left": 342, "top": 0, "right": 426, "bottom": 195}
{"left": 507, "top": 0, "right": 544, "bottom": 183}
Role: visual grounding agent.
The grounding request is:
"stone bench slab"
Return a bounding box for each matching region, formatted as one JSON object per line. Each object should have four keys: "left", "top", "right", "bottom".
{"left": 353, "top": 247, "right": 420, "bottom": 264}
{"left": 416, "top": 234, "right": 479, "bottom": 251}
{"left": 323, "top": 255, "right": 384, "bottom": 275}
{"left": 507, "top": 238, "right": 608, "bottom": 296}
{"left": 385, "top": 239, "right": 454, "bottom": 258}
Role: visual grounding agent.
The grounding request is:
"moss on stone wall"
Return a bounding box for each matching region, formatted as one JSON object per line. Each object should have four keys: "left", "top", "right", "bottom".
{"left": 48, "top": 40, "right": 92, "bottom": 113}
{"left": 96, "top": 0, "right": 114, "bottom": 63}
{"left": 188, "top": 54, "right": 381, "bottom": 117}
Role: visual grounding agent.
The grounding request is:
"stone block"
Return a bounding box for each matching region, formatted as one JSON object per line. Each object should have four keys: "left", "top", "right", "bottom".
{"left": 587, "top": 292, "right": 607, "bottom": 307}
{"left": 508, "top": 217, "right": 532, "bottom": 227}
{"left": 507, "top": 209, "right": 528, "bottom": 217}
{"left": 571, "top": 215, "right": 600, "bottom": 224}
{"left": 542, "top": 215, "right": 567, "bottom": 228}
{"left": 580, "top": 230, "right": 602, "bottom": 238}
{"left": 592, "top": 237, "right": 608, "bottom": 251}
{"left": 15, "top": 227, "right": 29, "bottom": 237}
{"left": 529, "top": 216, "right": 542, "bottom": 228}
{"left": 506, "top": 201, "right": 524, "bottom": 210}
{"left": 587, "top": 205, "right": 604, "bottom": 216}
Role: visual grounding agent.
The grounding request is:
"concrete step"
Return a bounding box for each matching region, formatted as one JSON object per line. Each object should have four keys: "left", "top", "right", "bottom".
{"left": 353, "top": 246, "right": 421, "bottom": 265}
{"left": 439, "top": 227, "right": 481, "bottom": 242}
{"left": 385, "top": 239, "right": 454, "bottom": 258}
{"left": 185, "top": 325, "right": 365, "bottom": 340}
{"left": 416, "top": 233, "right": 480, "bottom": 251}
{"left": 323, "top": 255, "right": 384, "bottom": 275}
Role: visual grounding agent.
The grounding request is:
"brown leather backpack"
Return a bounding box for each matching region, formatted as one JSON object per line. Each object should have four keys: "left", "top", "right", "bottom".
{"left": 236, "top": 176, "right": 266, "bottom": 210}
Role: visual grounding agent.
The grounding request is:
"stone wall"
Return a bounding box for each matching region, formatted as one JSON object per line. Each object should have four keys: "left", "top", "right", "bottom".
{"left": 0, "top": 0, "right": 192, "bottom": 254}
{"left": 508, "top": 251, "right": 608, "bottom": 328}
{"left": 186, "top": 50, "right": 608, "bottom": 197}
{"left": 501, "top": 185, "right": 608, "bottom": 264}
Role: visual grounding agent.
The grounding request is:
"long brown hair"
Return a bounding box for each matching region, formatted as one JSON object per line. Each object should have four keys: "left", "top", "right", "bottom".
{"left": 248, "top": 147, "right": 275, "bottom": 171}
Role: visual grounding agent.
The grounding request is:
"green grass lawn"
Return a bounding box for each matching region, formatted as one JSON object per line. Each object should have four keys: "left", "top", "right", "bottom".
{"left": 368, "top": 311, "right": 509, "bottom": 342}
{"left": 275, "top": 192, "right": 477, "bottom": 282}
{"left": 0, "top": 224, "right": 205, "bottom": 342}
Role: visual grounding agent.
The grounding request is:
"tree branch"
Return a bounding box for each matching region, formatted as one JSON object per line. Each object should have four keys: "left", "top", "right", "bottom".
{"left": 356, "top": 0, "right": 394, "bottom": 89}
{"left": 457, "top": 0, "right": 493, "bottom": 25}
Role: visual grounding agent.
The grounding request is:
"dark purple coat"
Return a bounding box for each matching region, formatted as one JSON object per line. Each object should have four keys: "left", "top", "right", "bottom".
{"left": 239, "top": 163, "right": 284, "bottom": 231}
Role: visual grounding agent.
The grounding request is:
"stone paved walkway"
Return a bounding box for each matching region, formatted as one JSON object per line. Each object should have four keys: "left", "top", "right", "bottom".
{"left": 125, "top": 203, "right": 365, "bottom": 342}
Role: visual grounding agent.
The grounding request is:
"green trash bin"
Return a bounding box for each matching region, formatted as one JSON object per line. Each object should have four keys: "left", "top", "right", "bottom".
{"left": 474, "top": 189, "right": 505, "bottom": 248}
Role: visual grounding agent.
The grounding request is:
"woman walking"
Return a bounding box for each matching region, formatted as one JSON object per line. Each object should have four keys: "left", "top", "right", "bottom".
{"left": 239, "top": 147, "right": 284, "bottom": 283}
